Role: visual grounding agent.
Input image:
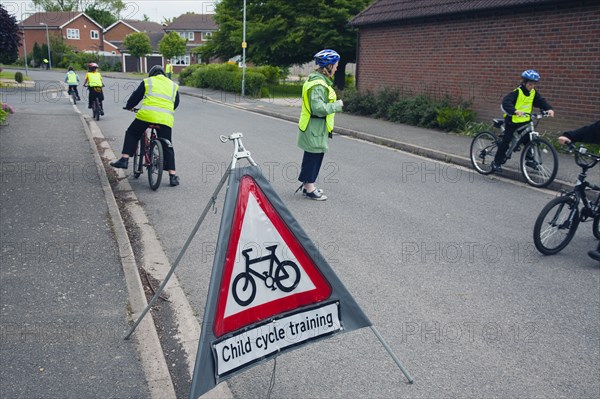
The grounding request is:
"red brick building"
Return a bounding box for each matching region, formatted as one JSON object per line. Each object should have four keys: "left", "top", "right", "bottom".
{"left": 104, "top": 20, "right": 167, "bottom": 72}
{"left": 349, "top": 0, "right": 600, "bottom": 131}
{"left": 164, "top": 14, "right": 218, "bottom": 73}
{"left": 18, "top": 12, "right": 105, "bottom": 62}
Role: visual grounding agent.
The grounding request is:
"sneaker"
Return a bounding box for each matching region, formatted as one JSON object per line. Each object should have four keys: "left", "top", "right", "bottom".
{"left": 169, "top": 175, "right": 180, "bottom": 186}
{"left": 100, "top": 109, "right": 104, "bottom": 116}
{"left": 305, "top": 189, "right": 327, "bottom": 201}
{"left": 77, "top": 97, "right": 81, "bottom": 101}
{"left": 88, "top": 104, "right": 92, "bottom": 109}
{"left": 491, "top": 162, "right": 503, "bottom": 173}
{"left": 302, "top": 188, "right": 324, "bottom": 196}
{"left": 110, "top": 157, "right": 129, "bottom": 169}
{"left": 588, "top": 250, "right": 600, "bottom": 262}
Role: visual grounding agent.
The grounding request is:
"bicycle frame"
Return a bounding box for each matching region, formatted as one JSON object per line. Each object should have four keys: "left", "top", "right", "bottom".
{"left": 241, "top": 245, "right": 282, "bottom": 288}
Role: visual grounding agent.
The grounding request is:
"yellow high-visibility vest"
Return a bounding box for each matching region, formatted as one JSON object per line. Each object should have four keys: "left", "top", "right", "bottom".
{"left": 86, "top": 72, "right": 103, "bottom": 87}
{"left": 509, "top": 87, "right": 535, "bottom": 123}
{"left": 66, "top": 71, "right": 78, "bottom": 84}
{"left": 136, "top": 75, "right": 179, "bottom": 128}
{"left": 165, "top": 63, "right": 173, "bottom": 73}
{"left": 298, "top": 78, "right": 337, "bottom": 133}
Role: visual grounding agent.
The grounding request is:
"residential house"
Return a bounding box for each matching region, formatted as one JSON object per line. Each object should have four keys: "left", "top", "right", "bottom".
{"left": 18, "top": 11, "right": 105, "bottom": 64}
{"left": 164, "top": 14, "right": 218, "bottom": 73}
{"left": 349, "top": 0, "right": 600, "bottom": 131}
{"left": 104, "top": 19, "right": 167, "bottom": 73}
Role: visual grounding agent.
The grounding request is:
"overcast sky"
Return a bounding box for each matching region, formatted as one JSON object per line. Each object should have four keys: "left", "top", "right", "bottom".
{"left": 5, "top": 1, "right": 217, "bottom": 23}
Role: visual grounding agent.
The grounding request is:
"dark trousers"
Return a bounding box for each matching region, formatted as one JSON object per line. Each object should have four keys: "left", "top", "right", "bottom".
{"left": 298, "top": 151, "right": 325, "bottom": 184}
{"left": 67, "top": 85, "right": 80, "bottom": 98}
{"left": 88, "top": 87, "right": 104, "bottom": 108}
{"left": 122, "top": 118, "right": 176, "bottom": 171}
{"left": 494, "top": 119, "right": 529, "bottom": 165}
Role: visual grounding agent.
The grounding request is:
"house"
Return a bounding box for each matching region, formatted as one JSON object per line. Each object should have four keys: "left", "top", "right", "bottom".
{"left": 349, "top": 0, "right": 600, "bottom": 131}
{"left": 18, "top": 11, "right": 105, "bottom": 63}
{"left": 104, "top": 19, "right": 167, "bottom": 73}
{"left": 164, "top": 14, "right": 218, "bottom": 72}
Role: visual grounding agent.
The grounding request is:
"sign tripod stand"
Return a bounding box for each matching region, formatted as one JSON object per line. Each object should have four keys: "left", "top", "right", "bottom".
{"left": 124, "top": 132, "right": 414, "bottom": 388}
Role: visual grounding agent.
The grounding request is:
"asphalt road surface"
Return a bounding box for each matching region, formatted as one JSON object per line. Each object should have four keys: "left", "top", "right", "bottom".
{"left": 65, "top": 74, "right": 600, "bottom": 398}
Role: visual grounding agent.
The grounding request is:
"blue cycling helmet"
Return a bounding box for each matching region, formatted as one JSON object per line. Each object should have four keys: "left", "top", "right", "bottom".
{"left": 521, "top": 69, "right": 540, "bottom": 82}
{"left": 314, "top": 49, "right": 340, "bottom": 67}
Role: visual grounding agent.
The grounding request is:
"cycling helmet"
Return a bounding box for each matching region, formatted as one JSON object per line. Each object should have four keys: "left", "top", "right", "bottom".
{"left": 314, "top": 49, "right": 340, "bottom": 68}
{"left": 68, "top": 66, "right": 74, "bottom": 71}
{"left": 88, "top": 62, "right": 99, "bottom": 71}
{"left": 148, "top": 65, "right": 166, "bottom": 77}
{"left": 521, "top": 69, "right": 540, "bottom": 82}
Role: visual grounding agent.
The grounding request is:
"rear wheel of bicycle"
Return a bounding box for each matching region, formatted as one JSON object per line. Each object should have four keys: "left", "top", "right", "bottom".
{"left": 93, "top": 100, "right": 100, "bottom": 121}
{"left": 132, "top": 139, "right": 143, "bottom": 179}
{"left": 593, "top": 214, "right": 600, "bottom": 239}
{"left": 520, "top": 138, "right": 558, "bottom": 188}
{"left": 147, "top": 140, "right": 164, "bottom": 190}
{"left": 470, "top": 131, "right": 498, "bottom": 175}
{"left": 533, "top": 196, "right": 580, "bottom": 255}
{"left": 71, "top": 91, "right": 77, "bottom": 105}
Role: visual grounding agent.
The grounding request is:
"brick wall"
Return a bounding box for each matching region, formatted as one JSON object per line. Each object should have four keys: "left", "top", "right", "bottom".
{"left": 355, "top": 3, "right": 600, "bottom": 132}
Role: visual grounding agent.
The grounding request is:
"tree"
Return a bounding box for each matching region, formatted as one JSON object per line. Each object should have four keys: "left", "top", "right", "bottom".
{"left": 85, "top": 8, "right": 117, "bottom": 28}
{"left": 208, "top": 0, "right": 373, "bottom": 89}
{"left": 0, "top": 4, "right": 20, "bottom": 64}
{"left": 158, "top": 31, "right": 187, "bottom": 61}
{"left": 32, "top": 0, "right": 125, "bottom": 13}
{"left": 124, "top": 32, "right": 153, "bottom": 71}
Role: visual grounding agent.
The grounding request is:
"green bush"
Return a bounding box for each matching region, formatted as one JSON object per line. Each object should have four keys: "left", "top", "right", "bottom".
{"left": 183, "top": 63, "right": 267, "bottom": 96}
{"left": 14, "top": 71, "right": 23, "bottom": 83}
{"left": 342, "top": 88, "right": 378, "bottom": 116}
{"left": 436, "top": 104, "right": 476, "bottom": 132}
{"left": 113, "top": 62, "right": 122, "bottom": 72}
{"left": 178, "top": 64, "right": 203, "bottom": 85}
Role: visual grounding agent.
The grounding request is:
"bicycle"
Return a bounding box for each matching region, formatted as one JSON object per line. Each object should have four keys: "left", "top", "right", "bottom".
{"left": 84, "top": 84, "right": 103, "bottom": 121}
{"left": 128, "top": 108, "right": 168, "bottom": 190}
{"left": 533, "top": 144, "right": 600, "bottom": 255}
{"left": 67, "top": 86, "right": 78, "bottom": 104}
{"left": 470, "top": 112, "right": 558, "bottom": 187}
{"left": 232, "top": 245, "right": 301, "bottom": 307}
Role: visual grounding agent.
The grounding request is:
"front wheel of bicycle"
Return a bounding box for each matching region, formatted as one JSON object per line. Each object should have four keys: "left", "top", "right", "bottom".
{"left": 520, "top": 138, "right": 558, "bottom": 188}
{"left": 470, "top": 131, "right": 498, "bottom": 175}
{"left": 533, "top": 196, "right": 580, "bottom": 255}
{"left": 147, "top": 140, "right": 163, "bottom": 190}
{"left": 132, "top": 139, "right": 143, "bottom": 179}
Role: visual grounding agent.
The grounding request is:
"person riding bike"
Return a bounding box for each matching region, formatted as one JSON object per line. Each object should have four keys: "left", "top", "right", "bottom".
{"left": 557, "top": 120, "right": 600, "bottom": 261}
{"left": 64, "top": 66, "right": 81, "bottom": 101}
{"left": 491, "top": 70, "right": 555, "bottom": 172}
{"left": 84, "top": 62, "right": 104, "bottom": 115}
{"left": 110, "top": 65, "right": 181, "bottom": 187}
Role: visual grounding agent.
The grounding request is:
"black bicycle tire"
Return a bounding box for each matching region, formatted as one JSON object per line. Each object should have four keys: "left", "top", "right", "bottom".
{"left": 148, "top": 140, "right": 164, "bottom": 190}
{"left": 533, "top": 196, "right": 580, "bottom": 255}
{"left": 132, "top": 139, "right": 143, "bottom": 178}
{"left": 93, "top": 99, "right": 100, "bottom": 121}
{"left": 71, "top": 91, "right": 77, "bottom": 105}
{"left": 520, "top": 138, "right": 559, "bottom": 188}
{"left": 470, "top": 131, "right": 498, "bottom": 175}
{"left": 275, "top": 260, "right": 301, "bottom": 292}
{"left": 232, "top": 273, "right": 256, "bottom": 307}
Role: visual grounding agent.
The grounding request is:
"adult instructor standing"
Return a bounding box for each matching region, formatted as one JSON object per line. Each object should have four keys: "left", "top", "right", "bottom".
{"left": 296, "top": 49, "right": 344, "bottom": 201}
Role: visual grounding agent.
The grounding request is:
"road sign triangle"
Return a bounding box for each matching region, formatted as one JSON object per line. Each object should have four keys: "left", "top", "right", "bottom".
{"left": 190, "top": 166, "right": 371, "bottom": 399}
{"left": 213, "top": 174, "right": 332, "bottom": 337}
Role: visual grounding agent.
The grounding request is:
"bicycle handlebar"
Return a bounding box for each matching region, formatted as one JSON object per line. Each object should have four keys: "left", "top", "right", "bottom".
{"left": 566, "top": 143, "right": 600, "bottom": 169}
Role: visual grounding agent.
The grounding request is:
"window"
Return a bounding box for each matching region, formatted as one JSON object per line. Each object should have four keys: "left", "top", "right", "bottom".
{"left": 178, "top": 31, "right": 194, "bottom": 41}
{"left": 90, "top": 30, "right": 99, "bottom": 39}
{"left": 172, "top": 55, "right": 190, "bottom": 66}
{"left": 201, "top": 31, "right": 212, "bottom": 41}
{"left": 67, "top": 28, "right": 80, "bottom": 39}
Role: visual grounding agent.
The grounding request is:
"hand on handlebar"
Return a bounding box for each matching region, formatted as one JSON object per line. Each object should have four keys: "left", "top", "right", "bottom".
{"left": 558, "top": 136, "right": 572, "bottom": 146}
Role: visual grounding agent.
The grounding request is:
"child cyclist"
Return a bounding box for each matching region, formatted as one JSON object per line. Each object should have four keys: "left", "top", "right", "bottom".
{"left": 491, "top": 70, "right": 555, "bottom": 172}
{"left": 64, "top": 66, "right": 80, "bottom": 100}
{"left": 83, "top": 63, "right": 104, "bottom": 115}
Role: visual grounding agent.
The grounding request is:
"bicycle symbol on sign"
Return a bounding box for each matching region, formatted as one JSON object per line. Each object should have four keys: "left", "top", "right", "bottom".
{"left": 232, "top": 245, "right": 301, "bottom": 307}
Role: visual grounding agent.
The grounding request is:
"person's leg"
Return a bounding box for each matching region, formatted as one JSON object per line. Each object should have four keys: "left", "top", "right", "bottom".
{"left": 98, "top": 90, "right": 105, "bottom": 115}
{"left": 156, "top": 126, "right": 179, "bottom": 186}
{"left": 298, "top": 152, "right": 325, "bottom": 199}
{"left": 110, "top": 119, "right": 147, "bottom": 169}
{"left": 588, "top": 241, "right": 600, "bottom": 262}
{"left": 493, "top": 125, "right": 515, "bottom": 168}
{"left": 88, "top": 88, "right": 94, "bottom": 108}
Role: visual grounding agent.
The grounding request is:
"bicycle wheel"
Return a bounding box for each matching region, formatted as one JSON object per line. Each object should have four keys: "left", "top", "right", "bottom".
{"left": 93, "top": 100, "right": 100, "bottom": 121}
{"left": 132, "top": 139, "right": 143, "bottom": 179}
{"left": 232, "top": 273, "right": 256, "bottom": 307}
{"left": 593, "top": 214, "right": 600, "bottom": 239}
{"left": 147, "top": 140, "right": 164, "bottom": 190}
{"left": 470, "top": 131, "right": 498, "bottom": 175}
{"left": 275, "top": 260, "right": 301, "bottom": 292}
{"left": 71, "top": 91, "right": 77, "bottom": 105}
{"left": 533, "top": 196, "right": 580, "bottom": 255}
{"left": 520, "top": 138, "right": 558, "bottom": 188}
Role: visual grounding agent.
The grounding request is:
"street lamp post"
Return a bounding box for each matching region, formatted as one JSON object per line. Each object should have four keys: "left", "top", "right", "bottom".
{"left": 21, "top": 27, "right": 29, "bottom": 76}
{"left": 241, "top": 0, "right": 246, "bottom": 97}
{"left": 40, "top": 22, "right": 51, "bottom": 70}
